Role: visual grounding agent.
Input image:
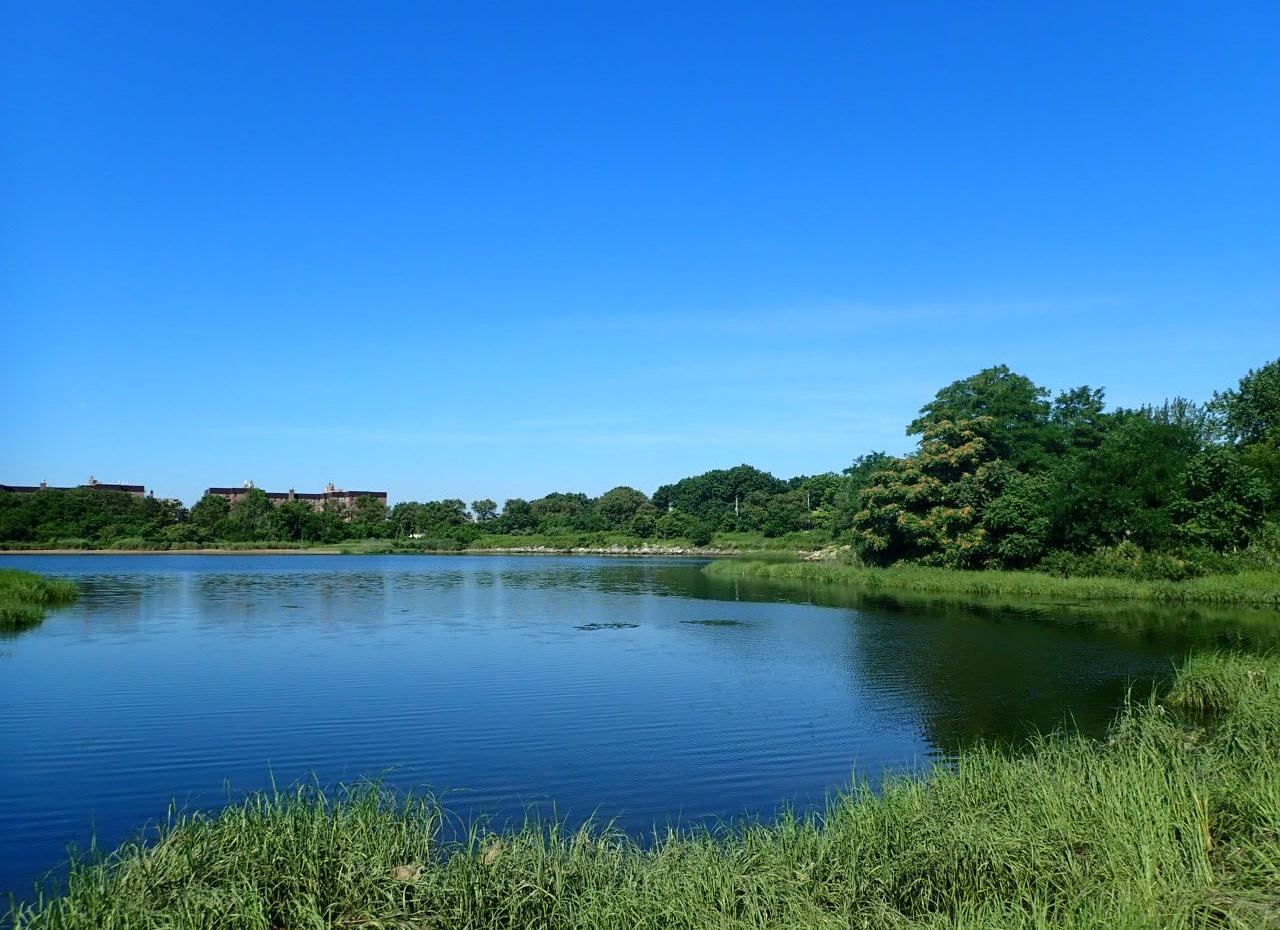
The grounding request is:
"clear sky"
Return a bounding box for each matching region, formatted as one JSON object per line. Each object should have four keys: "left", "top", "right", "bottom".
{"left": 3, "top": 3, "right": 1277, "bottom": 506}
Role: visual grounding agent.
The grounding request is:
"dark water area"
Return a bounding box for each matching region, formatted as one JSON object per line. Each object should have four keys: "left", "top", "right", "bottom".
{"left": 1, "top": 553, "right": 1274, "bottom": 899}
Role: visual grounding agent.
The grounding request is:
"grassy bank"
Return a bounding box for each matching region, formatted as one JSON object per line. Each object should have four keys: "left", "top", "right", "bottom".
{"left": 11, "top": 652, "right": 1280, "bottom": 929}
{"left": 0, "top": 569, "right": 77, "bottom": 631}
{"left": 705, "top": 559, "right": 1280, "bottom": 608}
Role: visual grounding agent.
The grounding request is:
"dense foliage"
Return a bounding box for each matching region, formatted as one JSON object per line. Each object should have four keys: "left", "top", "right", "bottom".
{"left": 3, "top": 359, "right": 1276, "bottom": 570}
{"left": 849, "top": 360, "right": 1279, "bottom": 572}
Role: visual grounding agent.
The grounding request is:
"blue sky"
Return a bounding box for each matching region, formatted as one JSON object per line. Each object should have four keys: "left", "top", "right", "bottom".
{"left": 3, "top": 3, "right": 1277, "bottom": 506}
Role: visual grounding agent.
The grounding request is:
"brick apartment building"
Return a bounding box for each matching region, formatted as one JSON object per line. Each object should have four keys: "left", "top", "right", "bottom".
{"left": 0, "top": 476, "right": 147, "bottom": 498}
{"left": 204, "top": 481, "right": 388, "bottom": 511}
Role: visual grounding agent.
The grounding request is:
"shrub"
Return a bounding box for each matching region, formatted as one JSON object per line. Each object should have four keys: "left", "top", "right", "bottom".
{"left": 1038, "top": 542, "right": 1209, "bottom": 581}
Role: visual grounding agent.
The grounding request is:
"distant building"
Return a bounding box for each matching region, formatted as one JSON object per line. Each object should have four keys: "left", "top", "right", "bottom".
{"left": 0, "top": 476, "right": 146, "bottom": 498}
{"left": 203, "top": 481, "right": 387, "bottom": 512}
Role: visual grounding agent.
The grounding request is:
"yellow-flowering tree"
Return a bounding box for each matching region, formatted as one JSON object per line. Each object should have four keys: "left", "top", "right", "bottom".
{"left": 852, "top": 417, "right": 1007, "bottom": 568}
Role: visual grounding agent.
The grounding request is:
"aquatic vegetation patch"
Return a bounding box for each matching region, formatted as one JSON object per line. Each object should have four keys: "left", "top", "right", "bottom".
{"left": 706, "top": 559, "right": 1280, "bottom": 607}
{"left": 574, "top": 622, "right": 639, "bottom": 631}
{"left": 0, "top": 569, "right": 78, "bottom": 631}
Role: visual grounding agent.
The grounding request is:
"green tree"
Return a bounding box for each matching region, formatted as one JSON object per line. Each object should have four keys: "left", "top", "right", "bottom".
{"left": 788, "top": 472, "right": 844, "bottom": 509}
{"left": 762, "top": 490, "right": 808, "bottom": 537}
{"left": 836, "top": 452, "right": 894, "bottom": 531}
{"left": 270, "top": 500, "right": 318, "bottom": 541}
{"left": 908, "top": 365, "right": 1052, "bottom": 469}
{"left": 224, "top": 488, "right": 275, "bottom": 541}
{"left": 594, "top": 486, "right": 649, "bottom": 530}
{"left": 421, "top": 499, "right": 469, "bottom": 528}
{"left": 530, "top": 492, "right": 592, "bottom": 531}
{"left": 190, "top": 493, "right": 231, "bottom": 534}
{"left": 1170, "top": 447, "right": 1268, "bottom": 551}
{"left": 1047, "top": 408, "right": 1203, "bottom": 552}
{"left": 495, "top": 498, "right": 535, "bottom": 533}
{"left": 853, "top": 418, "right": 1003, "bottom": 567}
{"left": 1050, "top": 385, "right": 1110, "bottom": 452}
{"left": 471, "top": 499, "right": 498, "bottom": 523}
{"left": 630, "top": 502, "right": 658, "bottom": 538}
{"left": 842, "top": 452, "right": 894, "bottom": 487}
{"left": 1240, "top": 435, "right": 1280, "bottom": 514}
{"left": 313, "top": 508, "right": 349, "bottom": 543}
{"left": 981, "top": 466, "right": 1053, "bottom": 566}
{"left": 389, "top": 502, "right": 421, "bottom": 536}
{"left": 1212, "top": 357, "right": 1280, "bottom": 445}
{"left": 652, "top": 465, "right": 787, "bottom": 527}
{"left": 352, "top": 495, "right": 388, "bottom": 526}
{"left": 654, "top": 511, "right": 682, "bottom": 539}
{"left": 688, "top": 520, "right": 714, "bottom": 546}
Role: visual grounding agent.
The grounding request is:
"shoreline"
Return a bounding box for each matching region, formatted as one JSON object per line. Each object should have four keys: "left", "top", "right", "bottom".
{"left": 11, "top": 652, "right": 1279, "bottom": 928}
{"left": 0, "top": 545, "right": 762, "bottom": 557}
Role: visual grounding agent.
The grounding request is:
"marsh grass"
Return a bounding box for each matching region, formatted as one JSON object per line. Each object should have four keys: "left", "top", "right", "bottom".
{"left": 1165, "top": 651, "right": 1273, "bottom": 714}
{"left": 0, "top": 569, "right": 77, "bottom": 631}
{"left": 705, "top": 559, "right": 1280, "bottom": 608}
{"left": 10, "top": 653, "right": 1280, "bottom": 929}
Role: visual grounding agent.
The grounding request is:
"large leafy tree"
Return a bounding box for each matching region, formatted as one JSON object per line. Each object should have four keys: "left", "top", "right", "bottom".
{"left": 834, "top": 451, "right": 894, "bottom": 532}
{"left": 347, "top": 495, "right": 391, "bottom": 539}
{"left": 1047, "top": 408, "right": 1203, "bottom": 552}
{"left": 1171, "top": 447, "right": 1268, "bottom": 551}
{"left": 853, "top": 418, "right": 1005, "bottom": 567}
{"left": 223, "top": 488, "right": 275, "bottom": 541}
{"left": 1241, "top": 436, "right": 1280, "bottom": 514}
{"left": 351, "top": 495, "right": 388, "bottom": 525}
{"left": 530, "top": 492, "right": 593, "bottom": 530}
{"left": 629, "top": 501, "right": 659, "bottom": 538}
{"left": 1212, "top": 357, "right": 1280, "bottom": 445}
{"left": 981, "top": 466, "right": 1053, "bottom": 567}
{"left": 1049, "top": 385, "right": 1110, "bottom": 452}
{"left": 495, "top": 498, "right": 535, "bottom": 533}
{"left": 270, "top": 500, "right": 320, "bottom": 541}
{"left": 762, "top": 490, "right": 809, "bottom": 537}
{"left": 470, "top": 499, "right": 498, "bottom": 524}
{"left": 908, "top": 365, "right": 1052, "bottom": 469}
{"left": 594, "top": 487, "right": 649, "bottom": 530}
{"left": 189, "top": 493, "right": 231, "bottom": 534}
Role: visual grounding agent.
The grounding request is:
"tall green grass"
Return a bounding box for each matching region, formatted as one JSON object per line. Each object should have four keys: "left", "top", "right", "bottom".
{"left": 11, "top": 653, "right": 1280, "bottom": 929}
{"left": 705, "top": 559, "right": 1280, "bottom": 607}
{"left": 0, "top": 569, "right": 77, "bottom": 631}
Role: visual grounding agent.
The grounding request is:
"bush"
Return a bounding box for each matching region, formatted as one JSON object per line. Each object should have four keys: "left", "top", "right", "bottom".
{"left": 1037, "top": 542, "right": 1209, "bottom": 581}
{"left": 108, "top": 537, "right": 156, "bottom": 550}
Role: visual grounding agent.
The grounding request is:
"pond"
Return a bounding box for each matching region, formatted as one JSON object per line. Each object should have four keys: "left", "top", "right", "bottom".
{"left": 1, "top": 553, "right": 1274, "bottom": 898}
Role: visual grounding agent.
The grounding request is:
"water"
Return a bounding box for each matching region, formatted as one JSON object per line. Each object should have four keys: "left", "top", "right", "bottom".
{"left": 1, "top": 553, "right": 1273, "bottom": 899}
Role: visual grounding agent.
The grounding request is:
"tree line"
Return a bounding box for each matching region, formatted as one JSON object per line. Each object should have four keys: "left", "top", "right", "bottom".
{"left": 3, "top": 358, "right": 1276, "bottom": 575}
{"left": 848, "top": 362, "right": 1278, "bottom": 576}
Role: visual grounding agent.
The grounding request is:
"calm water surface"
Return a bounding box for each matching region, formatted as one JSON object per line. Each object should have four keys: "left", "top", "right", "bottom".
{"left": 1, "top": 553, "right": 1273, "bottom": 898}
